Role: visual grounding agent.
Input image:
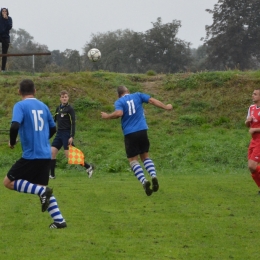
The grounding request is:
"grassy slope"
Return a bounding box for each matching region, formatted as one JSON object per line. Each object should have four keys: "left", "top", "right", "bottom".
{"left": 0, "top": 70, "right": 259, "bottom": 259}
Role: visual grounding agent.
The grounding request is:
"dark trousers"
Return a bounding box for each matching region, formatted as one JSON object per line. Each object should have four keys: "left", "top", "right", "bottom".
{"left": 0, "top": 37, "right": 9, "bottom": 71}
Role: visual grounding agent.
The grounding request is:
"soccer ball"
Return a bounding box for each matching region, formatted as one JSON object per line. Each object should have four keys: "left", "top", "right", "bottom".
{"left": 87, "top": 48, "right": 101, "bottom": 62}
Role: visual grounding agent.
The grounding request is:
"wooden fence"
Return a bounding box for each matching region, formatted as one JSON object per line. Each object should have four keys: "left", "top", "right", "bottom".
{"left": 0, "top": 52, "right": 51, "bottom": 73}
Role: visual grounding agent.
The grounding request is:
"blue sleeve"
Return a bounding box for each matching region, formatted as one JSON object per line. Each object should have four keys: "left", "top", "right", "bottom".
{"left": 114, "top": 99, "right": 124, "bottom": 111}
{"left": 12, "top": 103, "right": 23, "bottom": 124}
{"left": 139, "top": 92, "right": 150, "bottom": 103}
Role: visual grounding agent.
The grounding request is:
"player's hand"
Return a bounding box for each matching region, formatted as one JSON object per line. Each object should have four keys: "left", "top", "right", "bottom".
{"left": 166, "top": 104, "right": 173, "bottom": 110}
{"left": 68, "top": 137, "right": 73, "bottom": 145}
{"left": 246, "top": 116, "right": 253, "bottom": 124}
{"left": 3, "top": 14, "right": 8, "bottom": 19}
{"left": 101, "top": 112, "right": 109, "bottom": 119}
{"left": 249, "top": 128, "right": 257, "bottom": 134}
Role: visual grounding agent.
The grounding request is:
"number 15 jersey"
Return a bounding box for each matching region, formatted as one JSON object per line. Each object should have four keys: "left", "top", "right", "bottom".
{"left": 11, "top": 98, "right": 56, "bottom": 159}
{"left": 114, "top": 92, "right": 150, "bottom": 135}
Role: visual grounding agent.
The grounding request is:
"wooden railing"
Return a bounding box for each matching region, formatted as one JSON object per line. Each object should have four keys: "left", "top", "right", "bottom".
{"left": 0, "top": 52, "right": 51, "bottom": 73}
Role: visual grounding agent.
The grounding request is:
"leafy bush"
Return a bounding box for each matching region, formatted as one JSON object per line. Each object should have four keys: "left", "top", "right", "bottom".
{"left": 73, "top": 97, "right": 101, "bottom": 111}
{"left": 146, "top": 70, "right": 157, "bottom": 76}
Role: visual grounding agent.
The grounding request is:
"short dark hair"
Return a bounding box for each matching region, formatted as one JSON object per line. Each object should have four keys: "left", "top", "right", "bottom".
{"left": 117, "top": 86, "right": 128, "bottom": 97}
{"left": 60, "top": 90, "right": 69, "bottom": 96}
{"left": 19, "top": 79, "right": 35, "bottom": 95}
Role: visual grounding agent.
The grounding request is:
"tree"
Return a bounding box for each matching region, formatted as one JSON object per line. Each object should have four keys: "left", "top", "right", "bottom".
{"left": 204, "top": 0, "right": 260, "bottom": 70}
{"left": 62, "top": 49, "right": 81, "bottom": 72}
{"left": 83, "top": 29, "right": 136, "bottom": 72}
{"left": 83, "top": 18, "right": 192, "bottom": 73}
{"left": 143, "top": 18, "right": 192, "bottom": 73}
{"left": 8, "top": 28, "right": 51, "bottom": 72}
{"left": 190, "top": 45, "right": 208, "bottom": 71}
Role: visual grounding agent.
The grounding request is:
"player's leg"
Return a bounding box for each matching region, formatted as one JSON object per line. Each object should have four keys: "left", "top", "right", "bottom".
{"left": 3, "top": 158, "right": 53, "bottom": 212}
{"left": 248, "top": 159, "right": 260, "bottom": 186}
{"left": 141, "top": 153, "right": 159, "bottom": 192}
{"left": 84, "top": 161, "right": 95, "bottom": 178}
{"left": 139, "top": 130, "right": 159, "bottom": 192}
{"left": 125, "top": 132, "right": 153, "bottom": 196}
{"left": 69, "top": 142, "right": 95, "bottom": 178}
{"left": 64, "top": 149, "right": 69, "bottom": 158}
{"left": 1, "top": 38, "right": 9, "bottom": 71}
{"left": 40, "top": 159, "right": 66, "bottom": 228}
{"left": 50, "top": 133, "right": 63, "bottom": 179}
{"left": 50, "top": 147, "right": 59, "bottom": 179}
{"left": 248, "top": 144, "right": 260, "bottom": 192}
{"left": 48, "top": 195, "right": 67, "bottom": 229}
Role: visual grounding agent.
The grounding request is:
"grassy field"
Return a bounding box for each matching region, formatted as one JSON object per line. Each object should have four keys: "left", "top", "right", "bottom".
{"left": 0, "top": 70, "right": 259, "bottom": 259}
{"left": 1, "top": 169, "right": 259, "bottom": 259}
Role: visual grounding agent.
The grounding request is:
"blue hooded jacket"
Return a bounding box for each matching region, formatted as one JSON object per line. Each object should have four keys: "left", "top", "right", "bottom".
{"left": 0, "top": 8, "right": 12, "bottom": 42}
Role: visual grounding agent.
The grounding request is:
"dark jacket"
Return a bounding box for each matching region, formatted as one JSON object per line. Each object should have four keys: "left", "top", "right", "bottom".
{"left": 54, "top": 103, "right": 76, "bottom": 138}
{"left": 0, "top": 8, "right": 12, "bottom": 42}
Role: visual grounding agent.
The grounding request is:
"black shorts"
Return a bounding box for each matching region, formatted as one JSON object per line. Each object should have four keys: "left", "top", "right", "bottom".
{"left": 51, "top": 131, "right": 73, "bottom": 150}
{"left": 124, "top": 130, "right": 150, "bottom": 158}
{"left": 7, "top": 158, "right": 51, "bottom": 185}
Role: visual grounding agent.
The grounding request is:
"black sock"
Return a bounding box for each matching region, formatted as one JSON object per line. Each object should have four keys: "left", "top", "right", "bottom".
{"left": 50, "top": 159, "right": 56, "bottom": 176}
{"left": 84, "top": 162, "right": 90, "bottom": 169}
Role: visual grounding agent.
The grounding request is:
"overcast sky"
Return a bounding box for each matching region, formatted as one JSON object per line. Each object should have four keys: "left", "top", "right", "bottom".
{"left": 2, "top": 0, "right": 217, "bottom": 53}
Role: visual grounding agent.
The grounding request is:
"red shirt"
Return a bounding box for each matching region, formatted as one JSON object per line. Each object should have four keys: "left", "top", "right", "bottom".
{"left": 247, "top": 105, "right": 260, "bottom": 141}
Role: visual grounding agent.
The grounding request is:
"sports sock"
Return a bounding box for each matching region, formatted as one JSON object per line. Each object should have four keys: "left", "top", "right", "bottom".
{"left": 50, "top": 159, "right": 56, "bottom": 176}
{"left": 47, "top": 195, "right": 65, "bottom": 223}
{"left": 131, "top": 162, "right": 146, "bottom": 184}
{"left": 14, "top": 179, "right": 45, "bottom": 196}
{"left": 84, "top": 162, "right": 91, "bottom": 169}
{"left": 143, "top": 158, "right": 156, "bottom": 178}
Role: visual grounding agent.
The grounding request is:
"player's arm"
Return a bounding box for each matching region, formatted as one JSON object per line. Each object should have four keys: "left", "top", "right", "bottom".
{"left": 249, "top": 128, "right": 260, "bottom": 134}
{"left": 49, "top": 126, "right": 56, "bottom": 139}
{"left": 245, "top": 116, "right": 252, "bottom": 128}
{"left": 101, "top": 110, "right": 123, "bottom": 119}
{"left": 53, "top": 106, "right": 59, "bottom": 122}
{"left": 70, "top": 107, "right": 76, "bottom": 138}
{"left": 9, "top": 121, "right": 20, "bottom": 148}
{"left": 148, "top": 97, "right": 173, "bottom": 110}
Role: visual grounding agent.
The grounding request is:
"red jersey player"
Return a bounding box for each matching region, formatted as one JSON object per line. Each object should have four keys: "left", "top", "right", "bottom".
{"left": 245, "top": 89, "right": 260, "bottom": 192}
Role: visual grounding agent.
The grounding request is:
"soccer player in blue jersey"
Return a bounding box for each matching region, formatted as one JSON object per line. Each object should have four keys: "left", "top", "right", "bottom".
{"left": 3, "top": 79, "right": 67, "bottom": 229}
{"left": 101, "top": 86, "right": 172, "bottom": 196}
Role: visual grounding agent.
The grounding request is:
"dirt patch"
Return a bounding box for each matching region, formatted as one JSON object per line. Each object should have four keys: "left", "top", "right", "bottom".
{"left": 142, "top": 80, "right": 164, "bottom": 95}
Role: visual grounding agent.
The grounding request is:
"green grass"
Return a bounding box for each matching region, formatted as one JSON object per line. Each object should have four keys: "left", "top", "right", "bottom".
{"left": 0, "top": 70, "right": 259, "bottom": 259}
{"left": 0, "top": 169, "right": 259, "bottom": 259}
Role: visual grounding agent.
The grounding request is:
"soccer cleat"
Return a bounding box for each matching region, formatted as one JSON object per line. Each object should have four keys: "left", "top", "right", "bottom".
{"left": 143, "top": 180, "right": 153, "bottom": 196}
{"left": 49, "top": 175, "right": 56, "bottom": 179}
{"left": 152, "top": 177, "right": 159, "bottom": 192}
{"left": 49, "top": 222, "right": 67, "bottom": 229}
{"left": 86, "top": 164, "right": 95, "bottom": 178}
{"left": 40, "top": 187, "right": 53, "bottom": 212}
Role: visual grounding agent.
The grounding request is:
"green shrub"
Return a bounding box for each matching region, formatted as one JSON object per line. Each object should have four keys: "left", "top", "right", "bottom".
{"left": 146, "top": 70, "right": 157, "bottom": 76}
{"left": 73, "top": 97, "right": 101, "bottom": 111}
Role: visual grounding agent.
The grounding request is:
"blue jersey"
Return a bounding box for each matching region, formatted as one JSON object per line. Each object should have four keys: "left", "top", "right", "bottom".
{"left": 114, "top": 92, "right": 150, "bottom": 135}
{"left": 11, "top": 98, "right": 55, "bottom": 159}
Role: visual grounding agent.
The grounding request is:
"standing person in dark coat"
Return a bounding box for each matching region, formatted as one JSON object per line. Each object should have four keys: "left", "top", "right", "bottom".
{"left": 0, "top": 7, "right": 12, "bottom": 72}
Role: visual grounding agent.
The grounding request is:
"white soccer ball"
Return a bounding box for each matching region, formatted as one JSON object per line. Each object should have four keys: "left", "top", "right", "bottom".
{"left": 87, "top": 48, "right": 101, "bottom": 62}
